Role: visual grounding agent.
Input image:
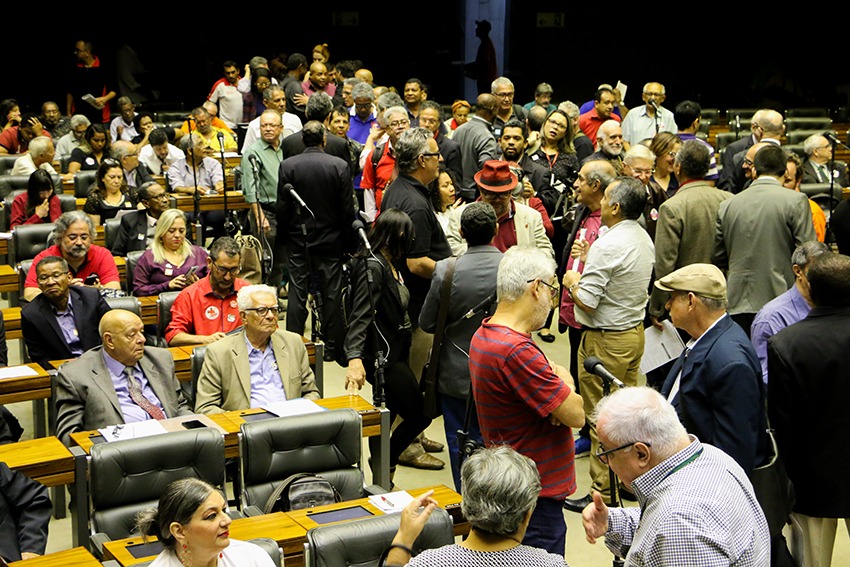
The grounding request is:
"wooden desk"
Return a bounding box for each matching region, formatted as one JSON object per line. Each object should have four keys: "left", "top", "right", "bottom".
{"left": 0, "top": 436, "right": 74, "bottom": 487}
{"left": 0, "top": 263, "right": 17, "bottom": 293}
{"left": 2, "top": 306, "right": 21, "bottom": 340}
{"left": 0, "top": 363, "right": 51, "bottom": 405}
{"left": 9, "top": 547, "right": 101, "bottom": 567}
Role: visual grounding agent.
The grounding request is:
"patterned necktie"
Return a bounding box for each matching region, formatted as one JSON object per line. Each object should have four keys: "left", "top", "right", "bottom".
{"left": 124, "top": 366, "right": 166, "bottom": 420}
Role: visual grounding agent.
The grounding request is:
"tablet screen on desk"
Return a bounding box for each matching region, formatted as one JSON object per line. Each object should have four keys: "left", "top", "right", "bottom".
{"left": 127, "top": 540, "right": 163, "bottom": 559}
{"left": 242, "top": 412, "right": 276, "bottom": 422}
{"left": 307, "top": 505, "right": 373, "bottom": 524}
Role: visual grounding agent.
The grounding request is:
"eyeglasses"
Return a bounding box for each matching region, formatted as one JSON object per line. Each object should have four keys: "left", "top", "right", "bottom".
{"left": 244, "top": 306, "right": 279, "bottom": 317}
{"left": 527, "top": 278, "right": 559, "bottom": 299}
{"left": 212, "top": 263, "right": 241, "bottom": 276}
{"left": 494, "top": 92, "right": 514, "bottom": 98}
{"left": 37, "top": 271, "right": 69, "bottom": 283}
{"left": 388, "top": 120, "right": 409, "bottom": 128}
{"left": 596, "top": 441, "right": 651, "bottom": 464}
{"left": 420, "top": 152, "right": 441, "bottom": 159}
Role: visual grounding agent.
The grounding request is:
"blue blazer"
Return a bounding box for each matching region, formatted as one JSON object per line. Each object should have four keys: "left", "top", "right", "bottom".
{"left": 661, "top": 315, "right": 768, "bottom": 473}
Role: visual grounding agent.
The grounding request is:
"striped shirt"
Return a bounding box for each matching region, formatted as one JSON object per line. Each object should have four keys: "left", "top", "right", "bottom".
{"left": 605, "top": 438, "right": 770, "bottom": 566}
{"left": 470, "top": 320, "right": 575, "bottom": 499}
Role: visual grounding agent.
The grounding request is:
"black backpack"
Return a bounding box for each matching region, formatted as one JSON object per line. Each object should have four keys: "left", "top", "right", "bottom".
{"left": 262, "top": 473, "right": 341, "bottom": 513}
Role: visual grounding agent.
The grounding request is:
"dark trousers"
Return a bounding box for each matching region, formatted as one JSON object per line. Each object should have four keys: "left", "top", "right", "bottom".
{"left": 253, "top": 204, "right": 287, "bottom": 287}
{"left": 440, "top": 394, "right": 482, "bottom": 493}
{"left": 285, "top": 249, "right": 342, "bottom": 352}
{"left": 523, "top": 497, "right": 567, "bottom": 556}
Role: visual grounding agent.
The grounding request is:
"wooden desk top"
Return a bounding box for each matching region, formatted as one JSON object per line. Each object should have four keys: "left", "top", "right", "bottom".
{"left": 9, "top": 547, "right": 101, "bottom": 567}
{"left": 102, "top": 512, "right": 306, "bottom": 567}
{"left": 0, "top": 364, "right": 51, "bottom": 405}
{"left": 0, "top": 436, "right": 74, "bottom": 487}
{"left": 0, "top": 263, "right": 16, "bottom": 293}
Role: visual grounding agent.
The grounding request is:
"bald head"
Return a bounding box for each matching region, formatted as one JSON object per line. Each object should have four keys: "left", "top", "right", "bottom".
{"left": 476, "top": 94, "right": 498, "bottom": 121}
{"left": 99, "top": 309, "right": 140, "bottom": 338}
{"left": 355, "top": 68, "right": 373, "bottom": 84}
{"left": 99, "top": 309, "right": 147, "bottom": 366}
{"left": 753, "top": 109, "right": 784, "bottom": 140}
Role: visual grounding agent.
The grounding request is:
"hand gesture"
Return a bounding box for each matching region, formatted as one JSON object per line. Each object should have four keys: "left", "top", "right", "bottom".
{"left": 35, "top": 198, "right": 50, "bottom": 218}
{"left": 396, "top": 490, "right": 438, "bottom": 546}
{"left": 582, "top": 491, "right": 609, "bottom": 544}
{"left": 570, "top": 239, "right": 590, "bottom": 262}
{"left": 345, "top": 358, "right": 366, "bottom": 394}
{"left": 168, "top": 274, "right": 189, "bottom": 290}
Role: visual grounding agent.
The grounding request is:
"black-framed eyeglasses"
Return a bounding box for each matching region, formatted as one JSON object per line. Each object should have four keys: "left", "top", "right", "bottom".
{"left": 420, "top": 152, "right": 441, "bottom": 159}
{"left": 244, "top": 306, "right": 279, "bottom": 317}
{"left": 596, "top": 441, "right": 651, "bottom": 464}
{"left": 527, "top": 278, "right": 558, "bottom": 298}
{"left": 212, "top": 263, "right": 241, "bottom": 276}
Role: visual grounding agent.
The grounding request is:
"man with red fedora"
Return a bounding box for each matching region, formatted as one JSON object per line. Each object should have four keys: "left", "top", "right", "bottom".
{"left": 446, "top": 160, "right": 553, "bottom": 258}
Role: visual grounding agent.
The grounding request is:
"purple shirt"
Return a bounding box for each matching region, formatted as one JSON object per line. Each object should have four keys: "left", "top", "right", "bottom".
{"left": 751, "top": 284, "right": 811, "bottom": 383}
{"left": 677, "top": 133, "right": 719, "bottom": 181}
{"left": 246, "top": 335, "right": 287, "bottom": 407}
{"left": 132, "top": 246, "right": 209, "bottom": 296}
{"left": 55, "top": 294, "right": 83, "bottom": 356}
{"left": 102, "top": 349, "right": 165, "bottom": 423}
{"left": 347, "top": 109, "right": 376, "bottom": 144}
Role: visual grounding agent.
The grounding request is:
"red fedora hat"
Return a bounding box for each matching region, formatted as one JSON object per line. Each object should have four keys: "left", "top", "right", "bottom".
{"left": 474, "top": 160, "right": 518, "bottom": 193}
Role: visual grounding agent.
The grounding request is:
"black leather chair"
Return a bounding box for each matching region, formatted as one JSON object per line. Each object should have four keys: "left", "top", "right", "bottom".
{"left": 58, "top": 193, "right": 76, "bottom": 212}
{"left": 11, "top": 222, "right": 55, "bottom": 266}
{"left": 3, "top": 193, "right": 76, "bottom": 232}
{"left": 88, "top": 428, "right": 226, "bottom": 553}
{"left": 699, "top": 108, "right": 720, "bottom": 123}
{"left": 787, "top": 129, "right": 836, "bottom": 146}
{"left": 104, "top": 295, "right": 142, "bottom": 317}
{"left": 787, "top": 107, "right": 830, "bottom": 118}
{"left": 785, "top": 117, "right": 832, "bottom": 132}
{"left": 188, "top": 344, "right": 208, "bottom": 409}
{"left": 303, "top": 508, "right": 454, "bottom": 567}
{"left": 156, "top": 290, "right": 181, "bottom": 346}
{"left": 0, "top": 155, "right": 19, "bottom": 176}
{"left": 74, "top": 171, "right": 97, "bottom": 198}
{"left": 124, "top": 249, "right": 146, "bottom": 295}
{"left": 104, "top": 217, "right": 121, "bottom": 251}
{"left": 0, "top": 174, "right": 61, "bottom": 199}
{"left": 239, "top": 408, "right": 378, "bottom": 511}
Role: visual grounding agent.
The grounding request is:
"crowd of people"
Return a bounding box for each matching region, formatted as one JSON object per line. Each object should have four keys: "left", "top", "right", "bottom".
{"left": 2, "top": 43, "right": 850, "bottom": 567}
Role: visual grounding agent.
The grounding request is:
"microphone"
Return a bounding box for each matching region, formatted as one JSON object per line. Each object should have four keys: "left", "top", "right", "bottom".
{"left": 248, "top": 153, "right": 260, "bottom": 174}
{"left": 583, "top": 356, "right": 626, "bottom": 389}
{"left": 285, "top": 183, "right": 307, "bottom": 208}
{"left": 649, "top": 100, "right": 659, "bottom": 111}
{"left": 735, "top": 114, "right": 741, "bottom": 132}
{"left": 352, "top": 219, "right": 371, "bottom": 252}
{"left": 464, "top": 293, "right": 496, "bottom": 319}
{"left": 823, "top": 131, "right": 841, "bottom": 145}
{"left": 216, "top": 131, "right": 225, "bottom": 147}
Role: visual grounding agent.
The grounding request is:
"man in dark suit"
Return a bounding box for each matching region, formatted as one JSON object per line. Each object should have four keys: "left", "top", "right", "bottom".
{"left": 278, "top": 121, "right": 356, "bottom": 360}
{"left": 0, "top": 462, "right": 51, "bottom": 561}
{"left": 657, "top": 263, "right": 768, "bottom": 473}
{"left": 111, "top": 181, "right": 169, "bottom": 256}
{"left": 717, "top": 109, "right": 783, "bottom": 193}
{"left": 21, "top": 256, "right": 111, "bottom": 367}
{"left": 768, "top": 252, "right": 850, "bottom": 567}
{"left": 55, "top": 309, "right": 191, "bottom": 445}
{"left": 801, "top": 133, "right": 849, "bottom": 187}
{"left": 280, "top": 92, "right": 353, "bottom": 174}
{"left": 420, "top": 202, "right": 502, "bottom": 491}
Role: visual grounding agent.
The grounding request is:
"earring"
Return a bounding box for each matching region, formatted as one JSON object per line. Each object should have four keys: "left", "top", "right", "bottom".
{"left": 178, "top": 543, "right": 192, "bottom": 567}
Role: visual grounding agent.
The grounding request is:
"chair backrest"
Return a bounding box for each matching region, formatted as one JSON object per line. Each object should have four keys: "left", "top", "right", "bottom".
{"left": 239, "top": 408, "right": 363, "bottom": 510}
{"left": 0, "top": 155, "right": 19, "bottom": 176}
{"left": 2, "top": 190, "right": 22, "bottom": 232}
{"left": 125, "top": 249, "right": 146, "bottom": 295}
{"left": 74, "top": 171, "right": 97, "bottom": 198}
{"left": 57, "top": 193, "right": 77, "bottom": 212}
{"left": 89, "top": 428, "right": 226, "bottom": 540}
{"left": 0, "top": 175, "right": 32, "bottom": 200}
{"left": 104, "top": 217, "right": 122, "bottom": 251}
{"left": 304, "top": 508, "right": 454, "bottom": 567}
{"left": 188, "top": 344, "right": 207, "bottom": 409}
{"left": 156, "top": 290, "right": 181, "bottom": 346}
{"left": 249, "top": 537, "right": 282, "bottom": 566}
{"left": 105, "top": 295, "right": 142, "bottom": 317}
{"left": 11, "top": 222, "right": 55, "bottom": 265}
{"left": 785, "top": 117, "right": 832, "bottom": 133}
{"left": 17, "top": 259, "right": 32, "bottom": 301}
{"left": 787, "top": 129, "right": 836, "bottom": 146}
{"left": 699, "top": 108, "right": 720, "bottom": 122}
{"left": 786, "top": 107, "right": 830, "bottom": 118}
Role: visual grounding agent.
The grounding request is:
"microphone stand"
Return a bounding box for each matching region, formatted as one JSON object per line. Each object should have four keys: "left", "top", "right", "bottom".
{"left": 185, "top": 117, "right": 204, "bottom": 247}
{"left": 249, "top": 157, "right": 273, "bottom": 283}
{"left": 600, "top": 372, "right": 626, "bottom": 567}
{"left": 216, "top": 133, "right": 240, "bottom": 237}
{"left": 823, "top": 133, "right": 850, "bottom": 241}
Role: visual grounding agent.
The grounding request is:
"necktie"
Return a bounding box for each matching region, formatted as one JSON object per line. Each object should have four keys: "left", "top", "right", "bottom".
{"left": 124, "top": 366, "right": 166, "bottom": 420}
{"left": 819, "top": 165, "right": 829, "bottom": 183}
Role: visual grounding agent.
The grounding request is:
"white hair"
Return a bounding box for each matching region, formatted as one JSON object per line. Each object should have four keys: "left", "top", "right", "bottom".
{"left": 491, "top": 77, "right": 514, "bottom": 93}
{"left": 236, "top": 284, "right": 277, "bottom": 311}
{"left": 496, "top": 246, "right": 556, "bottom": 303}
{"left": 803, "top": 134, "right": 826, "bottom": 156}
{"left": 28, "top": 136, "right": 53, "bottom": 158}
{"left": 624, "top": 144, "right": 656, "bottom": 164}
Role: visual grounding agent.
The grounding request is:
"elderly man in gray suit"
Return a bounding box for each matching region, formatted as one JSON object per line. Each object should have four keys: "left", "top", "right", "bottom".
{"left": 55, "top": 310, "right": 192, "bottom": 446}
{"left": 713, "top": 144, "right": 815, "bottom": 335}
{"left": 420, "top": 202, "right": 503, "bottom": 492}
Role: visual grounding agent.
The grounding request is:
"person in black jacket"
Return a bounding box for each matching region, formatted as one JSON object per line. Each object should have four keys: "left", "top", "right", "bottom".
{"left": 111, "top": 181, "right": 170, "bottom": 256}
{"left": 0, "top": 461, "right": 51, "bottom": 561}
{"left": 344, "top": 209, "right": 432, "bottom": 481}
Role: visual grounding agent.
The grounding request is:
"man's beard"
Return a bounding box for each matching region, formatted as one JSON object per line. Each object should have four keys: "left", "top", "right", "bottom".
{"left": 64, "top": 244, "right": 88, "bottom": 259}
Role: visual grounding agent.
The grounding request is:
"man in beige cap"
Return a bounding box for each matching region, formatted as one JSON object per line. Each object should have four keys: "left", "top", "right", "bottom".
{"left": 656, "top": 263, "right": 768, "bottom": 475}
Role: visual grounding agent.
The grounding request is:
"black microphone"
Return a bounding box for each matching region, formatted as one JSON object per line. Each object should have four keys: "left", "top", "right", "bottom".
{"left": 247, "top": 153, "right": 260, "bottom": 173}
{"left": 823, "top": 131, "right": 841, "bottom": 145}
{"left": 216, "top": 131, "right": 225, "bottom": 147}
{"left": 352, "top": 219, "right": 371, "bottom": 252}
{"left": 583, "top": 356, "right": 626, "bottom": 389}
{"left": 649, "top": 100, "right": 659, "bottom": 111}
{"left": 285, "top": 183, "right": 307, "bottom": 208}
{"left": 464, "top": 293, "right": 496, "bottom": 319}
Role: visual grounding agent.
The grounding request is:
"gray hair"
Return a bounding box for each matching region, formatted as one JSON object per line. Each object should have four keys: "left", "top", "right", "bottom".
{"left": 496, "top": 246, "right": 556, "bottom": 303}
{"left": 673, "top": 139, "right": 710, "bottom": 179}
{"left": 376, "top": 92, "right": 404, "bottom": 114}
{"left": 116, "top": 96, "right": 133, "bottom": 108}
{"left": 643, "top": 82, "right": 666, "bottom": 94}
{"left": 460, "top": 446, "right": 541, "bottom": 536}
{"left": 791, "top": 240, "right": 829, "bottom": 268}
{"left": 28, "top": 136, "right": 53, "bottom": 158}
{"left": 624, "top": 144, "right": 655, "bottom": 164}
{"left": 70, "top": 114, "right": 91, "bottom": 129}
{"left": 237, "top": 284, "right": 277, "bottom": 311}
{"left": 111, "top": 140, "right": 136, "bottom": 160}
{"left": 351, "top": 82, "right": 375, "bottom": 101}
{"left": 491, "top": 76, "right": 514, "bottom": 93}
{"left": 209, "top": 236, "right": 241, "bottom": 262}
{"left": 180, "top": 132, "right": 204, "bottom": 153}
{"left": 382, "top": 105, "right": 408, "bottom": 125}
{"left": 53, "top": 211, "right": 95, "bottom": 242}
{"left": 248, "top": 56, "right": 268, "bottom": 70}
{"left": 305, "top": 92, "right": 334, "bottom": 121}
{"left": 262, "top": 85, "right": 285, "bottom": 102}
{"left": 754, "top": 109, "right": 784, "bottom": 138}
{"left": 136, "top": 478, "right": 220, "bottom": 549}
{"left": 583, "top": 160, "right": 617, "bottom": 193}
{"left": 606, "top": 177, "right": 647, "bottom": 220}
{"left": 394, "top": 127, "right": 431, "bottom": 175}
{"left": 595, "top": 386, "right": 689, "bottom": 462}
{"left": 342, "top": 77, "right": 361, "bottom": 88}
{"left": 558, "top": 101, "right": 580, "bottom": 120}
{"left": 697, "top": 295, "right": 728, "bottom": 311}
{"left": 803, "top": 134, "right": 827, "bottom": 156}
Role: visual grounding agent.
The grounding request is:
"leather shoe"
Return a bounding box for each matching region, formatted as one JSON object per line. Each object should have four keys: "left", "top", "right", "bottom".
{"left": 398, "top": 450, "right": 445, "bottom": 470}
{"left": 564, "top": 494, "right": 593, "bottom": 513}
{"left": 421, "top": 436, "right": 444, "bottom": 453}
{"left": 537, "top": 330, "right": 556, "bottom": 343}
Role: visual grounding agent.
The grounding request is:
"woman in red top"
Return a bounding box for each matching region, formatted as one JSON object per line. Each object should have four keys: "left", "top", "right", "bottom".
{"left": 10, "top": 169, "right": 62, "bottom": 228}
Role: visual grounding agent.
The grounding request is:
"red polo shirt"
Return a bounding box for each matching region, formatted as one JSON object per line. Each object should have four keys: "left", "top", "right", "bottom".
{"left": 165, "top": 275, "right": 248, "bottom": 344}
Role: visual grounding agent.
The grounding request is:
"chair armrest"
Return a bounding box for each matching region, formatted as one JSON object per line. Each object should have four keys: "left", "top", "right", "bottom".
{"left": 90, "top": 532, "right": 111, "bottom": 558}
{"left": 363, "top": 484, "right": 387, "bottom": 496}
{"left": 243, "top": 505, "right": 265, "bottom": 517}
{"left": 227, "top": 509, "right": 245, "bottom": 520}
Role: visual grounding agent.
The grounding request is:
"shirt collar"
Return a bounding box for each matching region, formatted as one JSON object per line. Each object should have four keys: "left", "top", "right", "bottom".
{"left": 102, "top": 348, "right": 138, "bottom": 377}
{"left": 631, "top": 436, "right": 702, "bottom": 503}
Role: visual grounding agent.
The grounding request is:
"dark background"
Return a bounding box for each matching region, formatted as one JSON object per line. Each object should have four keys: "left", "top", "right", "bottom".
{"left": 5, "top": 5, "right": 845, "bottom": 119}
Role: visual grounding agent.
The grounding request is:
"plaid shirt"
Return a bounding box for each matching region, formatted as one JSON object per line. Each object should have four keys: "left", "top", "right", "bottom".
{"left": 605, "top": 438, "right": 770, "bottom": 566}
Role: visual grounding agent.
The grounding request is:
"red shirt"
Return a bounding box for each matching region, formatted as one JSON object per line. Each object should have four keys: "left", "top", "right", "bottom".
{"left": 470, "top": 319, "right": 576, "bottom": 499}
{"left": 26, "top": 244, "right": 119, "bottom": 289}
{"left": 578, "top": 108, "right": 621, "bottom": 144}
{"left": 10, "top": 194, "right": 62, "bottom": 228}
{"left": 0, "top": 127, "right": 52, "bottom": 154}
{"left": 165, "top": 275, "right": 248, "bottom": 344}
{"left": 362, "top": 144, "right": 396, "bottom": 211}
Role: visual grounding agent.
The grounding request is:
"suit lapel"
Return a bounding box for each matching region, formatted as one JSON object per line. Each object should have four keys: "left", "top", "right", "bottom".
{"left": 679, "top": 317, "right": 732, "bottom": 383}
{"left": 233, "top": 337, "right": 252, "bottom": 404}
{"left": 270, "top": 333, "right": 290, "bottom": 399}
{"left": 139, "top": 352, "right": 170, "bottom": 417}
{"left": 90, "top": 350, "right": 123, "bottom": 418}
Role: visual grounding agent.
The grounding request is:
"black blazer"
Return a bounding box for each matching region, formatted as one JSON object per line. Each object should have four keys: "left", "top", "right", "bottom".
{"left": 435, "top": 131, "right": 462, "bottom": 182}
{"left": 111, "top": 210, "right": 149, "bottom": 256}
{"left": 281, "top": 131, "right": 354, "bottom": 175}
{"left": 21, "top": 286, "right": 112, "bottom": 367}
{"left": 0, "top": 462, "right": 51, "bottom": 561}
{"left": 717, "top": 134, "right": 754, "bottom": 192}
{"left": 801, "top": 158, "right": 848, "bottom": 187}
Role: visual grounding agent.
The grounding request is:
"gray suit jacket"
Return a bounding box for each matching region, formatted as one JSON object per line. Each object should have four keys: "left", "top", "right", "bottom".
{"left": 55, "top": 346, "right": 191, "bottom": 445}
{"left": 713, "top": 177, "right": 816, "bottom": 315}
{"left": 194, "top": 330, "right": 319, "bottom": 414}
{"left": 420, "top": 246, "right": 503, "bottom": 399}
{"left": 452, "top": 116, "right": 499, "bottom": 200}
{"left": 649, "top": 180, "right": 732, "bottom": 317}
